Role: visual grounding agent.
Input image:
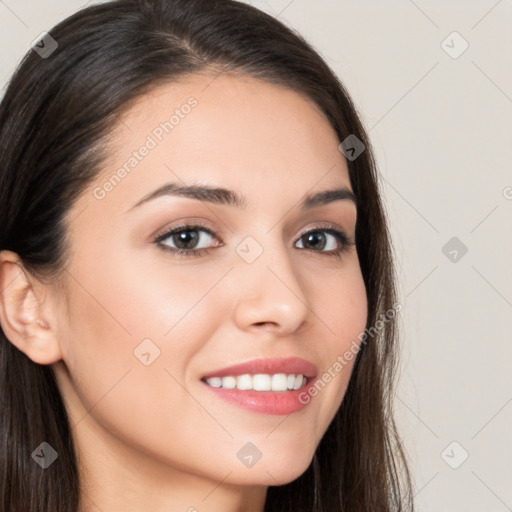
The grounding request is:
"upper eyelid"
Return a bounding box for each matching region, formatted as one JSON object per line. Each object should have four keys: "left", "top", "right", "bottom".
{"left": 153, "top": 222, "right": 215, "bottom": 241}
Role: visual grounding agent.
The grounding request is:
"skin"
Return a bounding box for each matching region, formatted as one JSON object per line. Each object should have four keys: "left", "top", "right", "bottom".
{"left": 0, "top": 73, "right": 367, "bottom": 512}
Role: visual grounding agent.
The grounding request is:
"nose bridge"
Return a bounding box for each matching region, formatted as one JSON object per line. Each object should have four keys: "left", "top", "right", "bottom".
{"left": 231, "top": 232, "right": 310, "bottom": 332}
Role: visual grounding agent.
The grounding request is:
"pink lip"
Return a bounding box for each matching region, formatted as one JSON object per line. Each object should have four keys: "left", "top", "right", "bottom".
{"left": 201, "top": 357, "right": 318, "bottom": 415}
{"left": 201, "top": 357, "right": 317, "bottom": 379}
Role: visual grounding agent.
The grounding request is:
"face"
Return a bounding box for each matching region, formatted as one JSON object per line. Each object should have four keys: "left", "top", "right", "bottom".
{"left": 50, "top": 73, "right": 368, "bottom": 489}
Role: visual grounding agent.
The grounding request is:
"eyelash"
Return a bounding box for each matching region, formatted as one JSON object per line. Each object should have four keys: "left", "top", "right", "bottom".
{"left": 153, "top": 222, "right": 355, "bottom": 259}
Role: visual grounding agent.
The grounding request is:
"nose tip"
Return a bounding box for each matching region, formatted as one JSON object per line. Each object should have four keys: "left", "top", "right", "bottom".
{"left": 232, "top": 258, "right": 311, "bottom": 335}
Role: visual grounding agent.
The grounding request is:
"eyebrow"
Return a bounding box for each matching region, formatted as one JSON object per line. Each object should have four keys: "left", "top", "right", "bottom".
{"left": 126, "top": 182, "right": 357, "bottom": 212}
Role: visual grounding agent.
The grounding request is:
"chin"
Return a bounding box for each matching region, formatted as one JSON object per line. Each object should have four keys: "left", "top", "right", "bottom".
{"left": 221, "top": 449, "right": 314, "bottom": 487}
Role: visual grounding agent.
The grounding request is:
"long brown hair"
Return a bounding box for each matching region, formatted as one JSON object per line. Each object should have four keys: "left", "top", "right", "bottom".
{"left": 0, "top": 1, "right": 415, "bottom": 510}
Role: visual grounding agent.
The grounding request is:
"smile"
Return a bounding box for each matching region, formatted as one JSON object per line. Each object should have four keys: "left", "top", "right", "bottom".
{"left": 203, "top": 373, "right": 307, "bottom": 391}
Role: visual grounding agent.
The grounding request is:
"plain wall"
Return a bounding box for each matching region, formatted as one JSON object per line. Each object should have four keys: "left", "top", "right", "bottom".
{"left": 1, "top": 1, "right": 511, "bottom": 510}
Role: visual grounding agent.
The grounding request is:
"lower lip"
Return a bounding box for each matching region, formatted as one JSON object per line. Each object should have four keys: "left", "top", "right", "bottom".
{"left": 201, "top": 379, "right": 316, "bottom": 415}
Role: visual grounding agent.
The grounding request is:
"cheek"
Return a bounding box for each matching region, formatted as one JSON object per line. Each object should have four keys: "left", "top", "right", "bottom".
{"left": 58, "top": 247, "right": 227, "bottom": 412}
{"left": 63, "top": 248, "right": 225, "bottom": 356}
{"left": 316, "top": 258, "right": 368, "bottom": 354}
{"left": 304, "top": 262, "right": 368, "bottom": 424}
{"left": 57, "top": 256, "right": 235, "bottom": 476}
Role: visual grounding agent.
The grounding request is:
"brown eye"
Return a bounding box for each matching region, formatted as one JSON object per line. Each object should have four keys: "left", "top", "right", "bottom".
{"left": 295, "top": 227, "right": 353, "bottom": 257}
{"left": 299, "top": 231, "right": 329, "bottom": 251}
{"left": 154, "top": 224, "right": 220, "bottom": 258}
{"left": 167, "top": 229, "right": 203, "bottom": 250}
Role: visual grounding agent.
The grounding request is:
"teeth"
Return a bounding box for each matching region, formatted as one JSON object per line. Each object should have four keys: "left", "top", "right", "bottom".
{"left": 271, "top": 373, "right": 288, "bottom": 391}
{"left": 204, "top": 373, "right": 306, "bottom": 391}
{"left": 206, "top": 376, "right": 222, "bottom": 388}
{"left": 221, "top": 376, "right": 237, "bottom": 389}
{"left": 237, "top": 374, "right": 252, "bottom": 390}
{"left": 253, "top": 374, "right": 271, "bottom": 390}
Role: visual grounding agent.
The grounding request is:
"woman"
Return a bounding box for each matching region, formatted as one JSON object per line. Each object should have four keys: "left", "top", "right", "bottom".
{"left": 0, "top": 0, "right": 415, "bottom": 510}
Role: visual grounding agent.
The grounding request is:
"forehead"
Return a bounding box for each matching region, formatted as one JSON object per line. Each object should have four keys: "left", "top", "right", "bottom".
{"left": 77, "top": 72, "right": 352, "bottom": 215}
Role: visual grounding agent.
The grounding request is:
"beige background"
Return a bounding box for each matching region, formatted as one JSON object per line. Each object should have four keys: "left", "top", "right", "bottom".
{"left": 1, "top": 1, "right": 511, "bottom": 510}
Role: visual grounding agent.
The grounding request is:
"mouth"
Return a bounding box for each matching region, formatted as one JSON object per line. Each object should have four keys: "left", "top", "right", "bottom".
{"left": 200, "top": 357, "right": 317, "bottom": 415}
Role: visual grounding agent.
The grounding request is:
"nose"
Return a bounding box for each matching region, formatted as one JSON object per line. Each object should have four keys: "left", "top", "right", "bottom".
{"left": 231, "top": 241, "right": 311, "bottom": 335}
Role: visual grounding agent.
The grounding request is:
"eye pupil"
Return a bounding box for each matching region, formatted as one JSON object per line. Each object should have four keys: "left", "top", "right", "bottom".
{"left": 174, "top": 230, "right": 198, "bottom": 249}
{"left": 304, "top": 232, "right": 326, "bottom": 250}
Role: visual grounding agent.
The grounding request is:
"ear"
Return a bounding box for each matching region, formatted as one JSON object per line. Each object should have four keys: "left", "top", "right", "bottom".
{"left": 0, "top": 250, "right": 63, "bottom": 365}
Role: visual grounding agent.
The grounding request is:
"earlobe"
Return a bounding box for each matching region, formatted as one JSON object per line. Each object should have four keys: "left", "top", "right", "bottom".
{"left": 0, "top": 250, "right": 63, "bottom": 365}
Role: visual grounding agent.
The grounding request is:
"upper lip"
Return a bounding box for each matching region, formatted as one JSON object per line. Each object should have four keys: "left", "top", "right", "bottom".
{"left": 201, "top": 357, "right": 317, "bottom": 379}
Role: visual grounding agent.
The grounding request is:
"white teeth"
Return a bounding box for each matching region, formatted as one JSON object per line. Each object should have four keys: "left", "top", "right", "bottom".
{"left": 205, "top": 377, "right": 222, "bottom": 388}
{"left": 271, "top": 373, "right": 288, "bottom": 391}
{"left": 221, "top": 376, "right": 237, "bottom": 389}
{"left": 253, "top": 374, "right": 271, "bottom": 391}
{"left": 236, "top": 374, "right": 252, "bottom": 390}
{"left": 204, "top": 373, "right": 306, "bottom": 391}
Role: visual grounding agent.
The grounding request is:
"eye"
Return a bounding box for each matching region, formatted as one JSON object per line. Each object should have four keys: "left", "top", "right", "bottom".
{"left": 153, "top": 222, "right": 354, "bottom": 259}
{"left": 154, "top": 223, "right": 221, "bottom": 258}
{"left": 295, "top": 226, "right": 353, "bottom": 257}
